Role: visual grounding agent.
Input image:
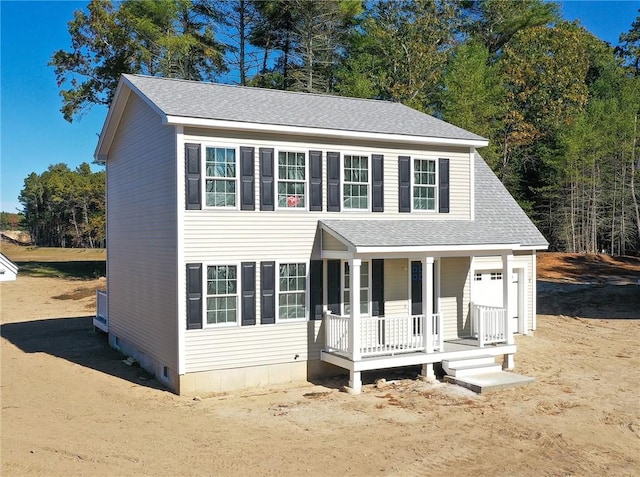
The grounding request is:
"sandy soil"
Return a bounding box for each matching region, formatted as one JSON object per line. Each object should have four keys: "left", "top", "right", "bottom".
{"left": 1, "top": 253, "right": 639, "bottom": 476}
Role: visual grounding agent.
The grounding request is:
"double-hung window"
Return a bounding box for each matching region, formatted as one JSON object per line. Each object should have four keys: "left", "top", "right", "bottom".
{"left": 343, "top": 261, "right": 370, "bottom": 315}
{"left": 278, "top": 263, "right": 307, "bottom": 320}
{"left": 413, "top": 158, "right": 436, "bottom": 211}
{"left": 343, "top": 155, "right": 369, "bottom": 209}
{"left": 205, "top": 147, "right": 236, "bottom": 207}
{"left": 277, "top": 151, "right": 306, "bottom": 209}
{"left": 206, "top": 265, "right": 238, "bottom": 325}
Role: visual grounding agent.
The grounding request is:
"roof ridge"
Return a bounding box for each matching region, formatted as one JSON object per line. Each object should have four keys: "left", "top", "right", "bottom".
{"left": 125, "top": 74, "right": 415, "bottom": 109}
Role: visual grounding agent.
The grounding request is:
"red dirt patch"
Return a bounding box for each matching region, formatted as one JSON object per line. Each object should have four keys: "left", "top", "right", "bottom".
{"left": 537, "top": 252, "right": 640, "bottom": 284}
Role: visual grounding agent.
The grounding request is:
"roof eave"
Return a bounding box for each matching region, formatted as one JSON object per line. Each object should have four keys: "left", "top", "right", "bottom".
{"left": 166, "top": 115, "right": 489, "bottom": 148}
{"left": 94, "top": 75, "right": 169, "bottom": 162}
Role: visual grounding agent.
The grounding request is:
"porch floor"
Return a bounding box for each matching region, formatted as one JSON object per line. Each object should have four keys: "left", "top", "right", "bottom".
{"left": 321, "top": 338, "right": 516, "bottom": 373}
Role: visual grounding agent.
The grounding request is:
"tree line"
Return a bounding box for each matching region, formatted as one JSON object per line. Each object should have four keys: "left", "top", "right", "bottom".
{"left": 23, "top": 0, "right": 640, "bottom": 252}
{"left": 19, "top": 164, "right": 105, "bottom": 248}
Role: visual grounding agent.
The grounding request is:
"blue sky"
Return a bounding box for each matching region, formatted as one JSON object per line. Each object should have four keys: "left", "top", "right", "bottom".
{"left": 1, "top": 0, "right": 639, "bottom": 213}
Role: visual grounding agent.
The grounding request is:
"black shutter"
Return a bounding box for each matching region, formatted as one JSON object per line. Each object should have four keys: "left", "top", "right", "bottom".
{"left": 240, "top": 146, "right": 255, "bottom": 210}
{"left": 399, "top": 156, "right": 411, "bottom": 212}
{"left": 185, "top": 143, "right": 201, "bottom": 210}
{"left": 309, "top": 150, "right": 323, "bottom": 211}
{"left": 327, "top": 259, "right": 341, "bottom": 314}
{"left": 261, "top": 261, "right": 276, "bottom": 324}
{"left": 186, "top": 263, "right": 203, "bottom": 329}
{"left": 259, "top": 148, "right": 274, "bottom": 211}
{"left": 241, "top": 262, "right": 256, "bottom": 326}
{"left": 372, "top": 154, "right": 384, "bottom": 212}
{"left": 372, "top": 259, "right": 384, "bottom": 317}
{"left": 438, "top": 158, "right": 450, "bottom": 213}
{"left": 309, "top": 260, "right": 324, "bottom": 320}
{"left": 327, "top": 152, "right": 340, "bottom": 212}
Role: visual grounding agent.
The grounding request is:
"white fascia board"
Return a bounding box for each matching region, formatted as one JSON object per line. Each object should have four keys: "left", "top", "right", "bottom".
{"left": 354, "top": 243, "right": 521, "bottom": 255}
{"left": 94, "top": 81, "right": 131, "bottom": 163}
{"left": 165, "top": 115, "right": 490, "bottom": 148}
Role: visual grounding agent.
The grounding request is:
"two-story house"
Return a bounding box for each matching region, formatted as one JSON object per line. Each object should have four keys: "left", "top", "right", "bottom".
{"left": 94, "top": 74, "right": 547, "bottom": 395}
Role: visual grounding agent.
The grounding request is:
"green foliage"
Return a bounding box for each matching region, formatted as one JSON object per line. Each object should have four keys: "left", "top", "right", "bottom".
{"left": 19, "top": 163, "right": 106, "bottom": 248}
{"left": 16, "top": 261, "right": 106, "bottom": 279}
{"left": 439, "top": 40, "right": 504, "bottom": 168}
{"left": 617, "top": 10, "right": 640, "bottom": 75}
{"left": 50, "top": 0, "right": 226, "bottom": 122}
{"left": 337, "top": 0, "right": 461, "bottom": 112}
{"left": 0, "top": 212, "right": 24, "bottom": 230}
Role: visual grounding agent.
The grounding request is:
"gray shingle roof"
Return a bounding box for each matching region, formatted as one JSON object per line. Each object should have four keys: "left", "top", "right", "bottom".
{"left": 123, "top": 74, "right": 486, "bottom": 142}
{"left": 321, "top": 153, "right": 548, "bottom": 249}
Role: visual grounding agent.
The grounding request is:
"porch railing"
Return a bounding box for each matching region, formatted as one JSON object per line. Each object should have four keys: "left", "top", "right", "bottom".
{"left": 324, "top": 312, "right": 443, "bottom": 359}
{"left": 94, "top": 289, "right": 108, "bottom": 332}
{"left": 471, "top": 303, "right": 512, "bottom": 347}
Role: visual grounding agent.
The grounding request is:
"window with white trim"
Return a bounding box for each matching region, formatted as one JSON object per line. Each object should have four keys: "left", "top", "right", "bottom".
{"left": 205, "top": 147, "right": 236, "bottom": 207}
{"left": 277, "top": 151, "right": 306, "bottom": 208}
{"left": 343, "top": 155, "right": 369, "bottom": 209}
{"left": 206, "top": 265, "right": 237, "bottom": 325}
{"left": 413, "top": 158, "right": 436, "bottom": 211}
{"left": 343, "top": 261, "right": 370, "bottom": 315}
{"left": 278, "top": 263, "right": 307, "bottom": 319}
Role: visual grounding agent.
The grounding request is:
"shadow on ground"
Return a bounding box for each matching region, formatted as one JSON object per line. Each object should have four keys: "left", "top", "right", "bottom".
{"left": 537, "top": 280, "right": 640, "bottom": 319}
{"left": 1, "top": 316, "right": 166, "bottom": 391}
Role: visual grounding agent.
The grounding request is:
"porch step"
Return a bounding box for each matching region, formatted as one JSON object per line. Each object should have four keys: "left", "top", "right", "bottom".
{"left": 442, "top": 356, "right": 502, "bottom": 377}
{"left": 444, "top": 372, "right": 535, "bottom": 394}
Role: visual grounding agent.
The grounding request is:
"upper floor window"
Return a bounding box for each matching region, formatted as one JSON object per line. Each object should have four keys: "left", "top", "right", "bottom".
{"left": 206, "top": 265, "right": 237, "bottom": 325}
{"left": 278, "top": 151, "right": 306, "bottom": 209}
{"left": 205, "top": 147, "right": 236, "bottom": 207}
{"left": 343, "top": 155, "right": 369, "bottom": 209}
{"left": 413, "top": 158, "right": 436, "bottom": 211}
{"left": 278, "top": 263, "right": 307, "bottom": 319}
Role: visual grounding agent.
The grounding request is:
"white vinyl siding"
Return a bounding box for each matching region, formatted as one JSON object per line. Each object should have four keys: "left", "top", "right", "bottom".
{"left": 383, "top": 259, "right": 408, "bottom": 316}
{"left": 184, "top": 321, "right": 324, "bottom": 372}
{"left": 107, "top": 93, "right": 178, "bottom": 371}
{"left": 440, "top": 257, "right": 470, "bottom": 340}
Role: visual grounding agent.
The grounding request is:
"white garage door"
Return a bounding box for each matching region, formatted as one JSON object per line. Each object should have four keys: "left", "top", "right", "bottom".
{"left": 472, "top": 270, "right": 519, "bottom": 329}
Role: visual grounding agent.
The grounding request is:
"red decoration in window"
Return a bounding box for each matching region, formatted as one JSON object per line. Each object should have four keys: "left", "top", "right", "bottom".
{"left": 286, "top": 195, "right": 301, "bottom": 207}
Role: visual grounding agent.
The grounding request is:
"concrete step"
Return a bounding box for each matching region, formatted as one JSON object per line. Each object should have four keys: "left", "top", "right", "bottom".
{"left": 444, "top": 362, "right": 503, "bottom": 377}
{"left": 445, "top": 372, "right": 535, "bottom": 393}
{"left": 443, "top": 355, "right": 496, "bottom": 369}
{"left": 442, "top": 356, "right": 500, "bottom": 377}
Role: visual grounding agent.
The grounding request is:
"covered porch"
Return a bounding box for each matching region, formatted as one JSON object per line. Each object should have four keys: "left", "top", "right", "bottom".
{"left": 317, "top": 220, "right": 524, "bottom": 393}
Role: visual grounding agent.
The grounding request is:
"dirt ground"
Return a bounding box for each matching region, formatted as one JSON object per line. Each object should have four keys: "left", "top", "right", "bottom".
{"left": 1, "top": 252, "right": 639, "bottom": 476}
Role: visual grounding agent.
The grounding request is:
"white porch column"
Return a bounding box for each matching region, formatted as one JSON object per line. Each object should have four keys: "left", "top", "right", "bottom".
{"left": 349, "top": 258, "right": 361, "bottom": 362}
{"left": 348, "top": 258, "right": 362, "bottom": 394}
{"left": 503, "top": 253, "right": 514, "bottom": 345}
{"left": 419, "top": 363, "right": 436, "bottom": 383}
{"left": 422, "top": 257, "right": 434, "bottom": 353}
